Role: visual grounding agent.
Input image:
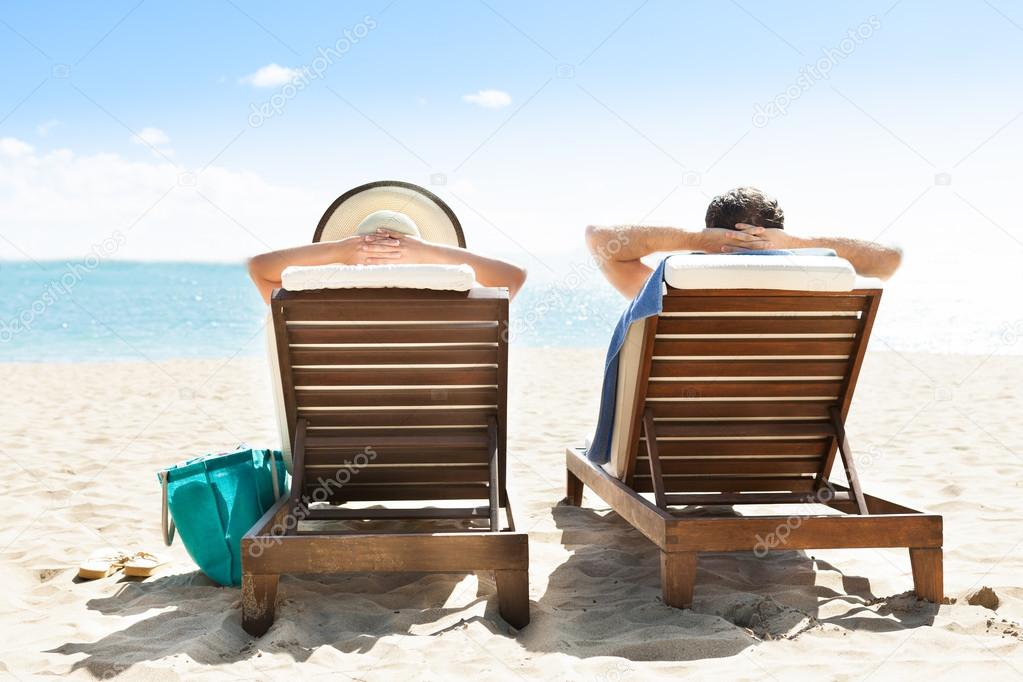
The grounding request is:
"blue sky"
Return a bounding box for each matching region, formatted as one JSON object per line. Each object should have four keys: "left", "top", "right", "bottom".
{"left": 1, "top": 0, "right": 1021, "bottom": 285}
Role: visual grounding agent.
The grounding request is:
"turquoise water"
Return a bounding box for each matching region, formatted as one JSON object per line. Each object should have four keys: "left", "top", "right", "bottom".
{"left": 0, "top": 261, "right": 624, "bottom": 362}
{"left": 1, "top": 259, "right": 1018, "bottom": 362}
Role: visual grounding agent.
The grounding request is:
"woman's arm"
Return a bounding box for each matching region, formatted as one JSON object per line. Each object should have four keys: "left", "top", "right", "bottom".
{"left": 247, "top": 235, "right": 400, "bottom": 303}
{"left": 248, "top": 231, "right": 528, "bottom": 302}
{"left": 367, "top": 229, "right": 528, "bottom": 298}
{"left": 433, "top": 246, "right": 528, "bottom": 298}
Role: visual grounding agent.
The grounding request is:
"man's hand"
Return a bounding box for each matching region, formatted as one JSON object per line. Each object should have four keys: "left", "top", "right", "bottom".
{"left": 716, "top": 223, "right": 795, "bottom": 253}
{"left": 694, "top": 226, "right": 773, "bottom": 253}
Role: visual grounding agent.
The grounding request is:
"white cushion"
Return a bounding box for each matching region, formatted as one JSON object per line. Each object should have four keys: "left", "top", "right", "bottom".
{"left": 281, "top": 263, "right": 476, "bottom": 291}
{"left": 663, "top": 254, "right": 856, "bottom": 291}
{"left": 606, "top": 319, "right": 649, "bottom": 479}
{"left": 854, "top": 275, "right": 884, "bottom": 289}
{"left": 265, "top": 314, "right": 293, "bottom": 471}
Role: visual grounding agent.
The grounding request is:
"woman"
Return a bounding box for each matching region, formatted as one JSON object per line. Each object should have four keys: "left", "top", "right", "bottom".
{"left": 247, "top": 182, "right": 527, "bottom": 303}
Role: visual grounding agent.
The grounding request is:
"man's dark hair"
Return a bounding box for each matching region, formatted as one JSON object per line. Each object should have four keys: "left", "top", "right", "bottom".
{"left": 704, "top": 186, "right": 784, "bottom": 230}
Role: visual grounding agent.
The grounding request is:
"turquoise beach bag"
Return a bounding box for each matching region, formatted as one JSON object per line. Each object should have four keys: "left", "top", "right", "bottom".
{"left": 158, "top": 448, "right": 288, "bottom": 587}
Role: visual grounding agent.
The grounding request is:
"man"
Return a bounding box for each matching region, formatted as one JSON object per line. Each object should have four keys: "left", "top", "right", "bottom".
{"left": 585, "top": 186, "right": 903, "bottom": 299}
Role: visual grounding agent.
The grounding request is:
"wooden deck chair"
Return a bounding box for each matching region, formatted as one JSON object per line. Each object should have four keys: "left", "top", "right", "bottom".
{"left": 241, "top": 284, "right": 528, "bottom": 635}
{"left": 565, "top": 255, "right": 943, "bottom": 609}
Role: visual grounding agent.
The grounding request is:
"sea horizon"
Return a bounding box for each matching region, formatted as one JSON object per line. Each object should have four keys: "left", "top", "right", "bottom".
{"left": 1, "top": 258, "right": 1019, "bottom": 363}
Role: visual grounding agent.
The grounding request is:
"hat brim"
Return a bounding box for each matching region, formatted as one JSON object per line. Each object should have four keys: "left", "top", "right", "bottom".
{"left": 312, "top": 181, "right": 465, "bottom": 248}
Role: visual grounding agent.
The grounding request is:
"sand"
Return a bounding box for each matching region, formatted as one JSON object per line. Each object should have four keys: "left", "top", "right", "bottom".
{"left": 1, "top": 349, "right": 1022, "bottom": 680}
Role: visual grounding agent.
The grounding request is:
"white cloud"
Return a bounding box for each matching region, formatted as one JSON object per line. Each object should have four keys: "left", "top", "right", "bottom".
{"left": 462, "top": 89, "right": 512, "bottom": 109}
{"left": 36, "top": 119, "right": 60, "bottom": 137}
{"left": 0, "top": 137, "right": 321, "bottom": 262}
{"left": 131, "top": 127, "right": 174, "bottom": 157}
{"left": 240, "top": 63, "right": 302, "bottom": 88}
{"left": 0, "top": 138, "right": 34, "bottom": 157}
{"left": 133, "top": 127, "right": 170, "bottom": 147}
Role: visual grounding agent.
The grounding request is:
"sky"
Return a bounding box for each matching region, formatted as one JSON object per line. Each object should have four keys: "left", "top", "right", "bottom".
{"left": 0, "top": 0, "right": 1021, "bottom": 291}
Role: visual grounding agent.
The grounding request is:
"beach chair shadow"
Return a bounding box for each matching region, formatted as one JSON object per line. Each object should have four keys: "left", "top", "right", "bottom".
{"left": 528, "top": 500, "right": 936, "bottom": 662}
{"left": 51, "top": 567, "right": 504, "bottom": 673}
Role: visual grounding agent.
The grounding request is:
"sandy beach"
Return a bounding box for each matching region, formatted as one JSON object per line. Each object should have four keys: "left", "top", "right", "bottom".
{"left": 2, "top": 348, "right": 1021, "bottom": 680}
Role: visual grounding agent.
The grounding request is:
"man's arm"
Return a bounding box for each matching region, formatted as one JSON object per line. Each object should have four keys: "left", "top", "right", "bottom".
{"left": 584, "top": 224, "right": 770, "bottom": 298}
{"left": 787, "top": 235, "right": 902, "bottom": 279}
{"left": 731, "top": 224, "right": 903, "bottom": 279}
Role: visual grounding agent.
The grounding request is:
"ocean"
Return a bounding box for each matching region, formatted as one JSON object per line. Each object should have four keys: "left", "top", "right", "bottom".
{"left": 1, "top": 259, "right": 1019, "bottom": 362}
{"left": 0, "top": 260, "right": 625, "bottom": 362}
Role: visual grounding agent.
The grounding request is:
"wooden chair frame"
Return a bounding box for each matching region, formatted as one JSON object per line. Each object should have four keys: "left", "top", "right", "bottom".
{"left": 565, "top": 287, "right": 942, "bottom": 608}
{"left": 242, "top": 287, "right": 528, "bottom": 635}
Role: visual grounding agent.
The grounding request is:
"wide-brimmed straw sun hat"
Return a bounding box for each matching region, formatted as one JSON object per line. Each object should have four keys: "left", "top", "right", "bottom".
{"left": 312, "top": 180, "right": 466, "bottom": 247}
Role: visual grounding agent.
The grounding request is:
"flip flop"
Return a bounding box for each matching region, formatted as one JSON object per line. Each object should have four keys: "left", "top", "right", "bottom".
{"left": 122, "top": 551, "right": 167, "bottom": 578}
{"left": 78, "top": 548, "right": 131, "bottom": 580}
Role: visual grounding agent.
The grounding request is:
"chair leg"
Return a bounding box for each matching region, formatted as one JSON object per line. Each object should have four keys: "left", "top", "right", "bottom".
{"left": 909, "top": 547, "right": 943, "bottom": 603}
{"left": 495, "top": 569, "right": 530, "bottom": 629}
{"left": 660, "top": 551, "right": 697, "bottom": 609}
{"left": 241, "top": 573, "right": 279, "bottom": 636}
{"left": 566, "top": 469, "right": 584, "bottom": 506}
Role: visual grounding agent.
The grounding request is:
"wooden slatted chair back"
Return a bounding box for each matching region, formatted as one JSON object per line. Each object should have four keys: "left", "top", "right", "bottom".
{"left": 623, "top": 288, "right": 882, "bottom": 497}
{"left": 270, "top": 287, "right": 509, "bottom": 504}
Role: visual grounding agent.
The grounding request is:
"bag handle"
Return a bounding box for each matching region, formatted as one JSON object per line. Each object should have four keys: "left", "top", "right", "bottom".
{"left": 267, "top": 450, "right": 282, "bottom": 502}
{"left": 159, "top": 470, "right": 176, "bottom": 546}
{"left": 243, "top": 443, "right": 282, "bottom": 503}
{"left": 159, "top": 449, "right": 281, "bottom": 549}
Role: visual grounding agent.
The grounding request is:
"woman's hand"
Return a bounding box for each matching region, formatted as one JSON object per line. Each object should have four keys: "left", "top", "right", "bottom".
{"left": 356, "top": 229, "right": 526, "bottom": 296}
{"left": 358, "top": 229, "right": 442, "bottom": 264}
{"left": 332, "top": 233, "right": 404, "bottom": 265}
